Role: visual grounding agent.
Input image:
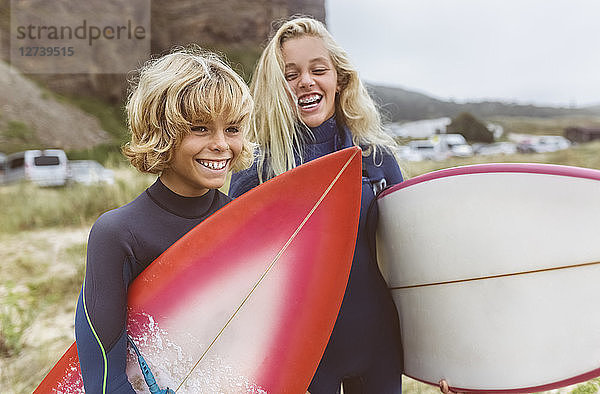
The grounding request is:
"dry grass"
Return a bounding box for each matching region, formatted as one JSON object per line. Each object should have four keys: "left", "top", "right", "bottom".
{"left": 0, "top": 165, "right": 154, "bottom": 393}
{"left": 401, "top": 140, "right": 600, "bottom": 179}
{"left": 0, "top": 167, "right": 155, "bottom": 233}
{"left": 0, "top": 227, "right": 88, "bottom": 393}
{"left": 488, "top": 115, "right": 600, "bottom": 137}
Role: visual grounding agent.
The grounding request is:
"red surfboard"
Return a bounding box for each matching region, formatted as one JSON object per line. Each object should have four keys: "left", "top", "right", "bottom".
{"left": 35, "top": 147, "right": 362, "bottom": 393}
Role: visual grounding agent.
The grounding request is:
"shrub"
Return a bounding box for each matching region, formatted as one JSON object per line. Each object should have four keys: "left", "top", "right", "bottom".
{"left": 447, "top": 112, "right": 494, "bottom": 143}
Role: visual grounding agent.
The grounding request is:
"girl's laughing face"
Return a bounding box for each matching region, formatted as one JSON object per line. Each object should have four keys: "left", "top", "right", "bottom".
{"left": 282, "top": 36, "right": 339, "bottom": 128}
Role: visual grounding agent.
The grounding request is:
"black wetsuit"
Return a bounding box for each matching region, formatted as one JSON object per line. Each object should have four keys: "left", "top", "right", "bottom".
{"left": 74, "top": 179, "right": 230, "bottom": 393}
{"left": 229, "top": 117, "right": 404, "bottom": 394}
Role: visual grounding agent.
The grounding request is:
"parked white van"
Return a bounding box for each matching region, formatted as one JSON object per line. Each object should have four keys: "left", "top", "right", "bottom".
{"left": 407, "top": 139, "right": 449, "bottom": 161}
{"left": 5, "top": 149, "right": 68, "bottom": 186}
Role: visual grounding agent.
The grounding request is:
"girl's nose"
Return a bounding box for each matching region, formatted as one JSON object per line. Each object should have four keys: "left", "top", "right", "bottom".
{"left": 299, "top": 72, "right": 315, "bottom": 89}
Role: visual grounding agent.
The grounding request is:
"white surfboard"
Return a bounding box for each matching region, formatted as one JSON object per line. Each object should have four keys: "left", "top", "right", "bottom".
{"left": 376, "top": 163, "right": 600, "bottom": 393}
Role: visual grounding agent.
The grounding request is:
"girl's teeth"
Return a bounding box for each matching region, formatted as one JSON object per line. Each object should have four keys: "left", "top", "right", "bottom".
{"left": 298, "top": 94, "right": 322, "bottom": 105}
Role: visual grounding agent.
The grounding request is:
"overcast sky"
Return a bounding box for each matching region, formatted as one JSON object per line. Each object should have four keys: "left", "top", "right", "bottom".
{"left": 326, "top": 0, "right": 600, "bottom": 108}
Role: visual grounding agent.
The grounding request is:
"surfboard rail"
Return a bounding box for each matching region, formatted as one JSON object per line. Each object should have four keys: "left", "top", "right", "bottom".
{"left": 379, "top": 162, "right": 600, "bottom": 198}
{"left": 406, "top": 368, "right": 600, "bottom": 394}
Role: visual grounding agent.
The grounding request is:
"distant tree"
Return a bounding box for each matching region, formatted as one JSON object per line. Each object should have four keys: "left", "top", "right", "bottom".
{"left": 446, "top": 112, "right": 494, "bottom": 143}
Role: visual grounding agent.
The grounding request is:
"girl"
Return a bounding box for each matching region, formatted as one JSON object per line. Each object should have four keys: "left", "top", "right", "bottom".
{"left": 229, "top": 17, "right": 403, "bottom": 394}
{"left": 75, "top": 48, "right": 254, "bottom": 393}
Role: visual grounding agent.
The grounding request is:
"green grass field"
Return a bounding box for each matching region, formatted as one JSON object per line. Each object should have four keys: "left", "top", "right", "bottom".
{"left": 2, "top": 140, "right": 600, "bottom": 393}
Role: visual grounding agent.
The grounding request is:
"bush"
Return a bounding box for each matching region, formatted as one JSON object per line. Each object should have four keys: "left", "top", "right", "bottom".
{"left": 447, "top": 112, "right": 494, "bottom": 143}
{"left": 0, "top": 121, "right": 42, "bottom": 153}
{"left": 66, "top": 142, "right": 128, "bottom": 167}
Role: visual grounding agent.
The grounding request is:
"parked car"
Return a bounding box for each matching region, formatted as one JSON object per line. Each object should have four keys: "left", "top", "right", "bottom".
{"left": 398, "top": 145, "right": 424, "bottom": 162}
{"left": 474, "top": 142, "right": 517, "bottom": 156}
{"left": 517, "top": 136, "right": 571, "bottom": 153}
{"left": 429, "top": 134, "right": 474, "bottom": 157}
{"left": 0, "top": 153, "right": 6, "bottom": 184}
{"left": 535, "top": 136, "right": 571, "bottom": 152}
{"left": 516, "top": 140, "right": 536, "bottom": 153}
{"left": 408, "top": 139, "right": 449, "bottom": 161}
{"left": 68, "top": 160, "right": 115, "bottom": 185}
{"left": 5, "top": 149, "right": 68, "bottom": 186}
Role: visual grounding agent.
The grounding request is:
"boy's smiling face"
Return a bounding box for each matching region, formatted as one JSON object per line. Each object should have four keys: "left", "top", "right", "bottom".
{"left": 160, "top": 116, "right": 243, "bottom": 197}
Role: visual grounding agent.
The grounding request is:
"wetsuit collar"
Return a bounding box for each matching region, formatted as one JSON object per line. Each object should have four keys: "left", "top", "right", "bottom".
{"left": 146, "top": 178, "right": 217, "bottom": 219}
{"left": 308, "top": 116, "right": 337, "bottom": 144}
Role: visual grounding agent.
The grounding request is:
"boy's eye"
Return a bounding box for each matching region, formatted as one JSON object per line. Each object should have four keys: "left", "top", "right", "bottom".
{"left": 190, "top": 125, "right": 208, "bottom": 133}
{"left": 313, "top": 68, "right": 328, "bottom": 74}
{"left": 226, "top": 127, "right": 240, "bottom": 134}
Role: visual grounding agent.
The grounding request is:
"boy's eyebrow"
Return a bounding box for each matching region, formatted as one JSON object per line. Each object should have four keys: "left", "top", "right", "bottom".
{"left": 190, "top": 118, "right": 212, "bottom": 125}
{"left": 226, "top": 116, "right": 245, "bottom": 125}
{"left": 190, "top": 115, "right": 246, "bottom": 125}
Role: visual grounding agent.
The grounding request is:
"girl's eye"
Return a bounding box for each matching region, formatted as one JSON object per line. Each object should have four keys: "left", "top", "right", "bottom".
{"left": 191, "top": 125, "right": 208, "bottom": 133}
{"left": 313, "top": 68, "right": 328, "bottom": 74}
{"left": 226, "top": 127, "right": 240, "bottom": 134}
{"left": 285, "top": 73, "right": 298, "bottom": 81}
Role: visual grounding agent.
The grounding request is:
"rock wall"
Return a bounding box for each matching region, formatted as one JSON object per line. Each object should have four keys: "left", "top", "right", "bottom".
{"left": 0, "top": 0, "right": 326, "bottom": 102}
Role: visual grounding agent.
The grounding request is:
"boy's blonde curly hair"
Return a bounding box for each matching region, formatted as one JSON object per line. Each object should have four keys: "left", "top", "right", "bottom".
{"left": 123, "top": 47, "right": 255, "bottom": 174}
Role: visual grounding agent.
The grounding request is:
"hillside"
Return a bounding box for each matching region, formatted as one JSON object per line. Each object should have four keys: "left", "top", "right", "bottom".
{"left": 2, "top": 0, "right": 598, "bottom": 152}
{"left": 0, "top": 0, "right": 326, "bottom": 152}
{"left": 368, "top": 83, "right": 600, "bottom": 122}
{"left": 0, "top": 61, "right": 110, "bottom": 153}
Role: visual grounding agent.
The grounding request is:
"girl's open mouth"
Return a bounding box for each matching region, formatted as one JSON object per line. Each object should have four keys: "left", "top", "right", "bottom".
{"left": 298, "top": 94, "right": 322, "bottom": 110}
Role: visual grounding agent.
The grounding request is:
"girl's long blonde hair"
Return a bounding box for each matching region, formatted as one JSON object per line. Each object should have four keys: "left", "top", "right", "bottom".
{"left": 251, "top": 16, "right": 398, "bottom": 181}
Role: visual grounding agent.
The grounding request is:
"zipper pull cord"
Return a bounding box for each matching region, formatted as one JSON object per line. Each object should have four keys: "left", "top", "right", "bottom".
{"left": 127, "top": 335, "right": 175, "bottom": 394}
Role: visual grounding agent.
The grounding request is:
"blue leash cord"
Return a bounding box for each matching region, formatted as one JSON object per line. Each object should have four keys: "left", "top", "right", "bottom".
{"left": 127, "top": 336, "right": 175, "bottom": 394}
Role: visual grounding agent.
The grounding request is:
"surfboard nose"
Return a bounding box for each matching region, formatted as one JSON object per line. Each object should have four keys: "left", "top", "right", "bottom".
{"left": 35, "top": 146, "right": 364, "bottom": 394}
{"left": 127, "top": 146, "right": 364, "bottom": 393}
